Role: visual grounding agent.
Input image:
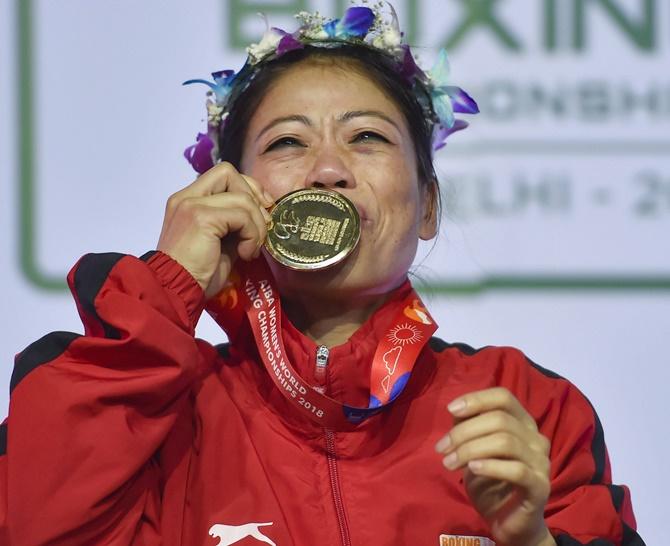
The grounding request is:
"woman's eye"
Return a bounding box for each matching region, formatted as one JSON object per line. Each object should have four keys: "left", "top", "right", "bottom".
{"left": 351, "top": 131, "right": 390, "bottom": 144}
{"left": 264, "top": 137, "right": 305, "bottom": 152}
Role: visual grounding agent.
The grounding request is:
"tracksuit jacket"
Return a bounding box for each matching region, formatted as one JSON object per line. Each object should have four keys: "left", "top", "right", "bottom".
{"left": 0, "top": 251, "right": 644, "bottom": 546}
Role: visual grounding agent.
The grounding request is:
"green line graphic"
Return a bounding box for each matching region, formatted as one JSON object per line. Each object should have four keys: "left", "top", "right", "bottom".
{"left": 421, "top": 276, "right": 670, "bottom": 295}
{"left": 18, "top": 0, "right": 67, "bottom": 290}
{"left": 448, "top": 140, "right": 670, "bottom": 156}
{"left": 16, "top": 0, "right": 670, "bottom": 293}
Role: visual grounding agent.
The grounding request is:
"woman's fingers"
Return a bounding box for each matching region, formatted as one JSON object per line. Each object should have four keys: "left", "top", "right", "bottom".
{"left": 206, "top": 205, "right": 262, "bottom": 260}
{"left": 447, "top": 387, "right": 538, "bottom": 431}
{"left": 435, "top": 409, "right": 549, "bottom": 458}
{"left": 157, "top": 163, "right": 273, "bottom": 293}
{"left": 165, "top": 163, "right": 273, "bottom": 223}
{"left": 434, "top": 387, "right": 551, "bottom": 474}
{"left": 175, "top": 193, "right": 269, "bottom": 255}
{"left": 195, "top": 191, "right": 270, "bottom": 243}
{"left": 189, "top": 163, "right": 264, "bottom": 199}
{"left": 439, "top": 431, "right": 550, "bottom": 473}
{"left": 241, "top": 174, "right": 275, "bottom": 207}
{"left": 467, "top": 458, "right": 550, "bottom": 504}
{"left": 438, "top": 388, "right": 553, "bottom": 545}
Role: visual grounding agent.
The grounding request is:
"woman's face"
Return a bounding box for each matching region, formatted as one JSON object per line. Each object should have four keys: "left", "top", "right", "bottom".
{"left": 240, "top": 60, "right": 437, "bottom": 298}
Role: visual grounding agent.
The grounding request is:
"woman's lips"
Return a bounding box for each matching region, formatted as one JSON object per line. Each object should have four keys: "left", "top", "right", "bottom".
{"left": 351, "top": 201, "right": 370, "bottom": 225}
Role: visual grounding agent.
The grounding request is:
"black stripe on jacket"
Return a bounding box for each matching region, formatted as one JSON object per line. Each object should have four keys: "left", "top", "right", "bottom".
{"left": 556, "top": 533, "right": 645, "bottom": 546}
{"left": 555, "top": 535, "right": 614, "bottom": 545}
{"left": 11, "top": 331, "right": 81, "bottom": 394}
{"left": 528, "top": 358, "right": 646, "bottom": 545}
{"left": 0, "top": 422, "right": 6, "bottom": 456}
{"left": 428, "top": 337, "right": 486, "bottom": 356}
{"left": 525, "top": 357, "right": 606, "bottom": 485}
{"left": 72, "top": 252, "right": 126, "bottom": 340}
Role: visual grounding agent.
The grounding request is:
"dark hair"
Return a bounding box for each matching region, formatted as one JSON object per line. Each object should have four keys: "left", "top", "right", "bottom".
{"left": 219, "top": 45, "right": 439, "bottom": 196}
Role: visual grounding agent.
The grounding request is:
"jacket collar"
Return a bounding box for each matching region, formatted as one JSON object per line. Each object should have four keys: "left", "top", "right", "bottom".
{"left": 223, "top": 278, "right": 413, "bottom": 409}
{"left": 279, "top": 279, "right": 414, "bottom": 409}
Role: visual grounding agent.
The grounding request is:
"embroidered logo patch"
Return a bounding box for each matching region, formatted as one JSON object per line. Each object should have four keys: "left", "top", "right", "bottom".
{"left": 439, "top": 535, "right": 495, "bottom": 546}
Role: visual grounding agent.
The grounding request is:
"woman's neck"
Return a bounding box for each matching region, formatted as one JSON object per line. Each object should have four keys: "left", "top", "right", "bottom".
{"left": 282, "top": 290, "right": 389, "bottom": 347}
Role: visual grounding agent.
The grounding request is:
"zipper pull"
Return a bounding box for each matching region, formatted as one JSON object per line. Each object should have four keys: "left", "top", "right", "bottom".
{"left": 314, "top": 345, "right": 329, "bottom": 393}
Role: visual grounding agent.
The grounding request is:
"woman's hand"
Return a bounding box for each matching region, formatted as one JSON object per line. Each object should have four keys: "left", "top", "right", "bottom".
{"left": 435, "top": 387, "right": 556, "bottom": 546}
{"left": 157, "top": 162, "right": 274, "bottom": 299}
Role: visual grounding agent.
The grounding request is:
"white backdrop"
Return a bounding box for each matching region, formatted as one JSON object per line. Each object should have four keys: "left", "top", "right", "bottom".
{"left": 1, "top": 1, "right": 668, "bottom": 542}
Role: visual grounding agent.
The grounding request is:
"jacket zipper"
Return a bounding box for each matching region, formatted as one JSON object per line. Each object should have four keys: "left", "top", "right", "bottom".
{"left": 314, "top": 345, "right": 329, "bottom": 393}
{"left": 326, "top": 429, "right": 352, "bottom": 546}
{"left": 315, "top": 346, "right": 352, "bottom": 546}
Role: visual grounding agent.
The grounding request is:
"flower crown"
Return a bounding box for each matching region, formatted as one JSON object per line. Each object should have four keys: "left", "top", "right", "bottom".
{"left": 183, "top": 3, "right": 479, "bottom": 174}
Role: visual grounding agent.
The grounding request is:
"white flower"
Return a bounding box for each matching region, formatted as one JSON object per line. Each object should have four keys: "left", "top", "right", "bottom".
{"left": 206, "top": 102, "right": 225, "bottom": 124}
{"left": 246, "top": 28, "right": 284, "bottom": 64}
{"left": 302, "top": 27, "right": 329, "bottom": 40}
{"left": 295, "top": 11, "right": 312, "bottom": 24}
{"left": 372, "top": 28, "right": 401, "bottom": 52}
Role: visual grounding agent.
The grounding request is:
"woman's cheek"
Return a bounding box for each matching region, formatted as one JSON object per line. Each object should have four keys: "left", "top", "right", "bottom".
{"left": 250, "top": 166, "right": 294, "bottom": 198}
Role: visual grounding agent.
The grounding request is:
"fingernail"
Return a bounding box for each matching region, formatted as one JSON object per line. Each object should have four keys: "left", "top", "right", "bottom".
{"left": 448, "top": 399, "right": 466, "bottom": 415}
{"left": 435, "top": 435, "right": 451, "bottom": 453}
{"left": 468, "top": 460, "right": 484, "bottom": 472}
{"left": 263, "top": 190, "right": 274, "bottom": 205}
{"left": 261, "top": 208, "right": 272, "bottom": 222}
{"left": 443, "top": 452, "right": 458, "bottom": 470}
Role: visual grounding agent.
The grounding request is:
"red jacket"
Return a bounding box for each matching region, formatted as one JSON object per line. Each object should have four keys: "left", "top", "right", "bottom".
{"left": 0, "top": 252, "right": 643, "bottom": 546}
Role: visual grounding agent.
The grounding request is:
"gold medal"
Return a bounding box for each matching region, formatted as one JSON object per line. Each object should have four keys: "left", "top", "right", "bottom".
{"left": 264, "top": 188, "right": 360, "bottom": 271}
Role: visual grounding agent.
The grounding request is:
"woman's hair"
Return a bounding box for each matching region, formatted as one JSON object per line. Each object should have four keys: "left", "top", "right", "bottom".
{"left": 219, "top": 45, "right": 439, "bottom": 197}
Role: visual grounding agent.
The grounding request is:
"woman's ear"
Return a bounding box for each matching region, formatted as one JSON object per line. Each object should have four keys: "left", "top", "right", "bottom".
{"left": 418, "top": 180, "right": 439, "bottom": 241}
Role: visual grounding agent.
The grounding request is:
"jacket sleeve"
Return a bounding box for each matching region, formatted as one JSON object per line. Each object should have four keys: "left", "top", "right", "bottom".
{"left": 0, "top": 251, "right": 213, "bottom": 545}
{"left": 523, "top": 359, "right": 645, "bottom": 546}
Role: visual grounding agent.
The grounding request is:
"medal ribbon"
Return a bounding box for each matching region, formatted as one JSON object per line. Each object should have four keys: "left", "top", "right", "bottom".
{"left": 207, "top": 258, "right": 437, "bottom": 428}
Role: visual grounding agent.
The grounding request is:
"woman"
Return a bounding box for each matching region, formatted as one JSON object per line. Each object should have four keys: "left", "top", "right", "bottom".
{"left": 0, "top": 5, "right": 643, "bottom": 546}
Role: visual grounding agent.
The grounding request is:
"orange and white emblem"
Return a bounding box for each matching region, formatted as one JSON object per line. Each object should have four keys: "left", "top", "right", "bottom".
{"left": 208, "top": 270, "right": 242, "bottom": 321}
{"left": 439, "top": 535, "right": 495, "bottom": 546}
{"left": 215, "top": 270, "right": 241, "bottom": 310}
{"left": 403, "top": 299, "right": 432, "bottom": 325}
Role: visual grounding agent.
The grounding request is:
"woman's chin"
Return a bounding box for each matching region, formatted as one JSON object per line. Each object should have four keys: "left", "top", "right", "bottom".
{"left": 267, "top": 252, "right": 408, "bottom": 302}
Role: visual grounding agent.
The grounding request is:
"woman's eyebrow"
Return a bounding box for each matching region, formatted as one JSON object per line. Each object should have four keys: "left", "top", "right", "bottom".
{"left": 255, "top": 114, "right": 312, "bottom": 142}
{"left": 337, "top": 110, "right": 400, "bottom": 130}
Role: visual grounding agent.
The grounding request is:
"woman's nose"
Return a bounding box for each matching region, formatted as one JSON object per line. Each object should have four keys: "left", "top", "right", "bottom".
{"left": 304, "top": 148, "right": 355, "bottom": 189}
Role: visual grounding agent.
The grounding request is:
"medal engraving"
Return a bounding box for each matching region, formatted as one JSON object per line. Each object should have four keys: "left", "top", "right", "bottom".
{"left": 265, "top": 189, "right": 360, "bottom": 270}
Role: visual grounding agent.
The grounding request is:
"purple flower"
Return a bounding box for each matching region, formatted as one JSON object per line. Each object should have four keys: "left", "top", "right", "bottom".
{"left": 431, "top": 85, "right": 480, "bottom": 129}
{"left": 445, "top": 86, "right": 479, "bottom": 114}
{"left": 212, "top": 70, "right": 235, "bottom": 87}
{"left": 184, "top": 133, "right": 215, "bottom": 174}
{"left": 247, "top": 28, "right": 285, "bottom": 64}
{"left": 398, "top": 45, "right": 425, "bottom": 83}
{"left": 336, "top": 7, "right": 375, "bottom": 38}
{"left": 183, "top": 70, "right": 236, "bottom": 104}
{"left": 276, "top": 32, "right": 304, "bottom": 57}
{"left": 425, "top": 48, "right": 479, "bottom": 141}
{"left": 324, "top": 19, "right": 338, "bottom": 38}
{"left": 432, "top": 119, "right": 469, "bottom": 151}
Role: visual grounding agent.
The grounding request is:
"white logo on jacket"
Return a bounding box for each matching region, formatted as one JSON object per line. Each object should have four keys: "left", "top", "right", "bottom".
{"left": 381, "top": 346, "right": 402, "bottom": 393}
{"left": 208, "top": 522, "right": 276, "bottom": 546}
